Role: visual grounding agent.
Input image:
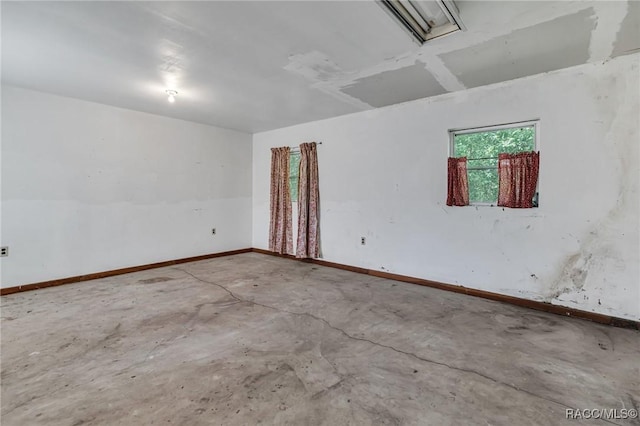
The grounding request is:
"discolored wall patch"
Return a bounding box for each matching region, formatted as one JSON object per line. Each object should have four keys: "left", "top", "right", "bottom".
{"left": 439, "top": 8, "right": 596, "bottom": 88}
{"left": 340, "top": 61, "right": 447, "bottom": 108}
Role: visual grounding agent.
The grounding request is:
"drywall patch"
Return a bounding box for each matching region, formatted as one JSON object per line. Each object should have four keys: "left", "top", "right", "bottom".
{"left": 340, "top": 61, "right": 447, "bottom": 108}
{"left": 588, "top": 1, "right": 628, "bottom": 61}
{"left": 439, "top": 9, "right": 596, "bottom": 88}
{"left": 612, "top": 1, "right": 640, "bottom": 58}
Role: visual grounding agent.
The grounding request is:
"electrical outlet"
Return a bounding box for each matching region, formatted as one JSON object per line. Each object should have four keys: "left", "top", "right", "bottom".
{"left": 211, "top": 228, "right": 216, "bottom": 235}
{"left": 361, "top": 237, "right": 366, "bottom": 245}
{"left": 0, "top": 246, "right": 8, "bottom": 257}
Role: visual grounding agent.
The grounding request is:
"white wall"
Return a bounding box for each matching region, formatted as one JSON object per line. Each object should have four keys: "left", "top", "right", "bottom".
{"left": 1, "top": 86, "right": 252, "bottom": 287}
{"left": 253, "top": 54, "right": 640, "bottom": 320}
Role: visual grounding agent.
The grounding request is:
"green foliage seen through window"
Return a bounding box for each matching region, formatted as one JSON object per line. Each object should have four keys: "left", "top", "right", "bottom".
{"left": 289, "top": 152, "right": 300, "bottom": 202}
{"left": 453, "top": 126, "right": 535, "bottom": 204}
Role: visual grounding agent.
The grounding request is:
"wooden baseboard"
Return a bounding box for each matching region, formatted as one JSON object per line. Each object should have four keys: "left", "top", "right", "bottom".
{"left": 3, "top": 247, "right": 637, "bottom": 330}
{"left": 252, "top": 248, "right": 640, "bottom": 330}
{"left": 0, "top": 248, "right": 253, "bottom": 296}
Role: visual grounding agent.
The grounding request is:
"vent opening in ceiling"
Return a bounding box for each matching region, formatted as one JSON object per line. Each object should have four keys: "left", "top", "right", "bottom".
{"left": 379, "top": 0, "right": 465, "bottom": 44}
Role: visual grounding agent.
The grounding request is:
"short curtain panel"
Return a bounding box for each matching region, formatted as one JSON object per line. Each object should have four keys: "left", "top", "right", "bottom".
{"left": 497, "top": 151, "right": 540, "bottom": 208}
{"left": 446, "top": 157, "right": 470, "bottom": 206}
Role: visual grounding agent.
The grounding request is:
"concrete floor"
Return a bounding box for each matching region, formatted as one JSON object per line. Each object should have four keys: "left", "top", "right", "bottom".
{"left": 1, "top": 253, "right": 638, "bottom": 426}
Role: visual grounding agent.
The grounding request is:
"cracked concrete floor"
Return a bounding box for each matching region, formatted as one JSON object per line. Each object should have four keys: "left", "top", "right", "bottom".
{"left": 1, "top": 253, "right": 639, "bottom": 426}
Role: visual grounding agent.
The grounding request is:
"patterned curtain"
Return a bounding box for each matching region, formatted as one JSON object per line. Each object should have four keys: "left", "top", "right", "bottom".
{"left": 269, "top": 147, "right": 293, "bottom": 254}
{"left": 446, "top": 157, "right": 469, "bottom": 206}
{"left": 497, "top": 151, "right": 540, "bottom": 208}
{"left": 296, "top": 142, "right": 320, "bottom": 258}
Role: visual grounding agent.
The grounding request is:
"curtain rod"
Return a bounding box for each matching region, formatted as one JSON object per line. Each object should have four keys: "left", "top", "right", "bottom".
{"left": 462, "top": 153, "right": 536, "bottom": 160}
{"left": 290, "top": 141, "right": 322, "bottom": 151}
{"left": 451, "top": 156, "right": 498, "bottom": 160}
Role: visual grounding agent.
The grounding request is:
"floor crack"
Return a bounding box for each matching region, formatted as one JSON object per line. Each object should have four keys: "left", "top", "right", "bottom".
{"left": 173, "top": 267, "right": 621, "bottom": 425}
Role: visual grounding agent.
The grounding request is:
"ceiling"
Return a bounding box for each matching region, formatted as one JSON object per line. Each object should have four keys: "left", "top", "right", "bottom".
{"left": 2, "top": 1, "right": 638, "bottom": 133}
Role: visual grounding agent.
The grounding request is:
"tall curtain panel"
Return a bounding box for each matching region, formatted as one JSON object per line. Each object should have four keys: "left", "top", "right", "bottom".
{"left": 269, "top": 147, "right": 293, "bottom": 254}
{"left": 446, "top": 157, "right": 470, "bottom": 206}
{"left": 296, "top": 142, "right": 320, "bottom": 259}
{"left": 497, "top": 152, "right": 540, "bottom": 208}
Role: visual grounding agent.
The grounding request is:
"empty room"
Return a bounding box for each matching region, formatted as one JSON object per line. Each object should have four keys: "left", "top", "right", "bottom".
{"left": 1, "top": 0, "right": 639, "bottom": 425}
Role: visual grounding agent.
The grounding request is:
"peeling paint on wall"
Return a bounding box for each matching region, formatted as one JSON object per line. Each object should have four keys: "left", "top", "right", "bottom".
{"left": 549, "top": 251, "right": 593, "bottom": 300}
{"left": 545, "top": 60, "right": 639, "bottom": 316}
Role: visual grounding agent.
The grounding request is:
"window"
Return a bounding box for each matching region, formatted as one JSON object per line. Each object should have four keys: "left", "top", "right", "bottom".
{"left": 289, "top": 151, "right": 300, "bottom": 202}
{"left": 450, "top": 121, "right": 538, "bottom": 205}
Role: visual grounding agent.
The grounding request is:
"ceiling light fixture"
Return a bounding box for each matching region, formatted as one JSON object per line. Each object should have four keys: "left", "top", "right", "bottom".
{"left": 166, "top": 89, "right": 178, "bottom": 103}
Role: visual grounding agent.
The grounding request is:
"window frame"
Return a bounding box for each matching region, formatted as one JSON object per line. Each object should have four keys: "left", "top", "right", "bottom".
{"left": 448, "top": 120, "right": 540, "bottom": 207}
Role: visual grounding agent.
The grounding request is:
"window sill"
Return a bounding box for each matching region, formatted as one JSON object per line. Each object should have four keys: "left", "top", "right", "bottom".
{"left": 469, "top": 203, "right": 496, "bottom": 207}
{"left": 467, "top": 204, "right": 539, "bottom": 208}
